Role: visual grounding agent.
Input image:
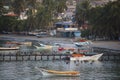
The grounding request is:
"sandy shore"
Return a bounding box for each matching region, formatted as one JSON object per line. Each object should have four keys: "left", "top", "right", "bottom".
{"left": 0, "top": 34, "right": 120, "bottom": 50}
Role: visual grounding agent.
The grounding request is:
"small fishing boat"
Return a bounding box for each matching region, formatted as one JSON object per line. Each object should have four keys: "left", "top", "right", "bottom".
{"left": 6, "top": 41, "right": 21, "bottom": 45}
{"left": 21, "top": 42, "right": 32, "bottom": 46}
{"left": 33, "top": 45, "right": 52, "bottom": 50}
{"left": 0, "top": 46, "right": 20, "bottom": 50}
{"left": 34, "top": 43, "right": 53, "bottom": 50}
{"left": 35, "top": 67, "right": 80, "bottom": 77}
{"left": 6, "top": 41, "right": 32, "bottom": 46}
{"left": 70, "top": 53, "right": 103, "bottom": 61}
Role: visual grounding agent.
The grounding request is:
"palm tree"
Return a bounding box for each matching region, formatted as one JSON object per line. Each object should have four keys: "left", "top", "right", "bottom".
{"left": 25, "top": 0, "right": 38, "bottom": 31}
{"left": 36, "top": 0, "right": 67, "bottom": 29}
{"left": 75, "top": 0, "right": 91, "bottom": 28}
{"left": 88, "top": 0, "right": 120, "bottom": 40}
{"left": 56, "top": 0, "right": 67, "bottom": 13}
{"left": 0, "top": 0, "right": 4, "bottom": 15}
{"left": 12, "top": 0, "right": 26, "bottom": 16}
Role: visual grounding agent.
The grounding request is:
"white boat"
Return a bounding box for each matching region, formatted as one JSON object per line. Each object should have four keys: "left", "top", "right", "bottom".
{"left": 35, "top": 67, "right": 80, "bottom": 77}
{"left": 34, "top": 43, "right": 53, "bottom": 49}
{"left": 0, "top": 46, "right": 20, "bottom": 50}
{"left": 74, "top": 41, "right": 92, "bottom": 46}
{"left": 21, "top": 42, "right": 32, "bottom": 46}
{"left": 34, "top": 43, "right": 60, "bottom": 52}
{"left": 33, "top": 45, "right": 52, "bottom": 50}
{"left": 70, "top": 53, "right": 103, "bottom": 61}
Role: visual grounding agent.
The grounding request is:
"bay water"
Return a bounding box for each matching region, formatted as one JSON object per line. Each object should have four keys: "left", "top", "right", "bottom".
{"left": 0, "top": 60, "right": 120, "bottom": 80}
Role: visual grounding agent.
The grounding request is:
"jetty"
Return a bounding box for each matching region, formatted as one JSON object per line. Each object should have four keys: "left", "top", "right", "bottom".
{"left": 0, "top": 47, "right": 120, "bottom": 61}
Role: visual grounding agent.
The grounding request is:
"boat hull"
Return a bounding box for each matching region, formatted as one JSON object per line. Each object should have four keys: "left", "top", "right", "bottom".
{"left": 35, "top": 67, "right": 80, "bottom": 77}
{"left": 0, "top": 47, "right": 20, "bottom": 50}
{"left": 70, "top": 53, "right": 103, "bottom": 61}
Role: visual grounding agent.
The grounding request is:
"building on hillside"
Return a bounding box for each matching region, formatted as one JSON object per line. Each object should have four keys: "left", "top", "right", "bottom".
{"left": 55, "top": 21, "right": 81, "bottom": 38}
{"left": 65, "top": 0, "right": 77, "bottom": 21}
{"left": 54, "top": 0, "right": 81, "bottom": 38}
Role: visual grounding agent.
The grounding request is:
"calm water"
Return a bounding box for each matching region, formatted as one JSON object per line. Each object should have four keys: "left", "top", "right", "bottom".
{"left": 0, "top": 61, "right": 120, "bottom": 80}
{"left": 0, "top": 39, "right": 120, "bottom": 80}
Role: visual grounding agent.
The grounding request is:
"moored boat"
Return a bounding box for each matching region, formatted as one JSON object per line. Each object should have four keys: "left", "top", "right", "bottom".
{"left": 35, "top": 67, "right": 80, "bottom": 77}
{"left": 0, "top": 46, "right": 20, "bottom": 50}
{"left": 70, "top": 53, "right": 103, "bottom": 61}
{"left": 6, "top": 41, "right": 21, "bottom": 45}
{"left": 33, "top": 45, "right": 52, "bottom": 50}
{"left": 6, "top": 41, "right": 32, "bottom": 46}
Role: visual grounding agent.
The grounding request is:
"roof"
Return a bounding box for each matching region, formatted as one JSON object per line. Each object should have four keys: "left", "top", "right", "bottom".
{"left": 4, "top": 13, "right": 18, "bottom": 17}
{"left": 55, "top": 21, "right": 73, "bottom": 25}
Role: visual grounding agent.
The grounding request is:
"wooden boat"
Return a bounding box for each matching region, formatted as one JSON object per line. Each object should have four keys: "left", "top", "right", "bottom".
{"left": 70, "top": 53, "right": 103, "bottom": 61}
{"left": 6, "top": 41, "right": 32, "bottom": 46}
{"left": 34, "top": 43, "right": 53, "bottom": 50}
{"left": 0, "top": 46, "right": 20, "bottom": 50}
{"left": 33, "top": 45, "right": 52, "bottom": 50}
{"left": 34, "top": 43, "right": 60, "bottom": 52}
{"left": 21, "top": 42, "right": 32, "bottom": 46}
{"left": 35, "top": 67, "right": 80, "bottom": 77}
{"left": 6, "top": 41, "right": 21, "bottom": 45}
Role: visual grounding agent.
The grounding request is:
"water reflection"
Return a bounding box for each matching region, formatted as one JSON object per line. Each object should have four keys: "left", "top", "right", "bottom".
{"left": 40, "top": 76, "right": 80, "bottom": 80}
{"left": 0, "top": 60, "right": 120, "bottom": 80}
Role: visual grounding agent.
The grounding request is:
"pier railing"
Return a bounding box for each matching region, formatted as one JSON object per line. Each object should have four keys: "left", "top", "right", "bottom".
{"left": 92, "top": 47, "right": 120, "bottom": 61}
{"left": 0, "top": 53, "right": 69, "bottom": 61}
{"left": 0, "top": 47, "right": 120, "bottom": 61}
{"left": 92, "top": 47, "right": 120, "bottom": 54}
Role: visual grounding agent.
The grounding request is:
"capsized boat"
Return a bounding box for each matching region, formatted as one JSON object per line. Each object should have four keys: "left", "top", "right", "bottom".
{"left": 70, "top": 53, "right": 103, "bottom": 61}
{"left": 35, "top": 67, "right": 80, "bottom": 77}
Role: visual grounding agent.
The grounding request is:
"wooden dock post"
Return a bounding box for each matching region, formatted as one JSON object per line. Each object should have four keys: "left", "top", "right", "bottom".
{"left": 107, "top": 53, "right": 109, "bottom": 61}
{"left": 113, "top": 54, "right": 117, "bottom": 61}
{"left": 53, "top": 55, "right": 55, "bottom": 60}
{"left": 22, "top": 55, "right": 24, "bottom": 61}
{"left": 60, "top": 55, "right": 61, "bottom": 60}
{"left": 41, "top": 55, "right": 42, "bottom": 60}
{"left": 28, "top": 55, "right": 30, "bottom": 60}
{"left": 35, "top": 55, "right": 37, "bottom": 61}
{"left": 16, "top": 54, "right": 18, "bottom": 61}
{"left": 3, "top": 55, "right": 5, "bottom": 61}
{"left": 9, "top": 55, "right": 11, "bottom": 61}
{"left": 47, "top": 55, "right": 49, "bottom": 60}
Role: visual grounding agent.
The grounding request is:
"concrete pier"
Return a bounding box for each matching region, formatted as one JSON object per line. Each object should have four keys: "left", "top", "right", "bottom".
{"left": 0, "top": 47, "right": 120, "bottom": 61}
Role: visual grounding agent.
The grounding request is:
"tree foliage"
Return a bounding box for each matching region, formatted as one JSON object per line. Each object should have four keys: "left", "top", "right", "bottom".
{"left": 88, "top": 0, "right": 120, "bottom": 40}
{"left": 75, "top": 0, "right": 91, "bottom": 27}
{"left": 0, "top": 0, "right": 67, "bottom": 32}
{"left": 0, "top": 0, "right": 4, "bottom": 15}
{"left": 0, "top": 15, "right": 18, "bottom": 32}
{"left": 12, "top": 0, "right": 26, "bottom": 16}
{"left": 76, "top": 0, "right": 120, "bottom": 40}
{"left": 37, "top": 0, "right": 67, "bottom": 29}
